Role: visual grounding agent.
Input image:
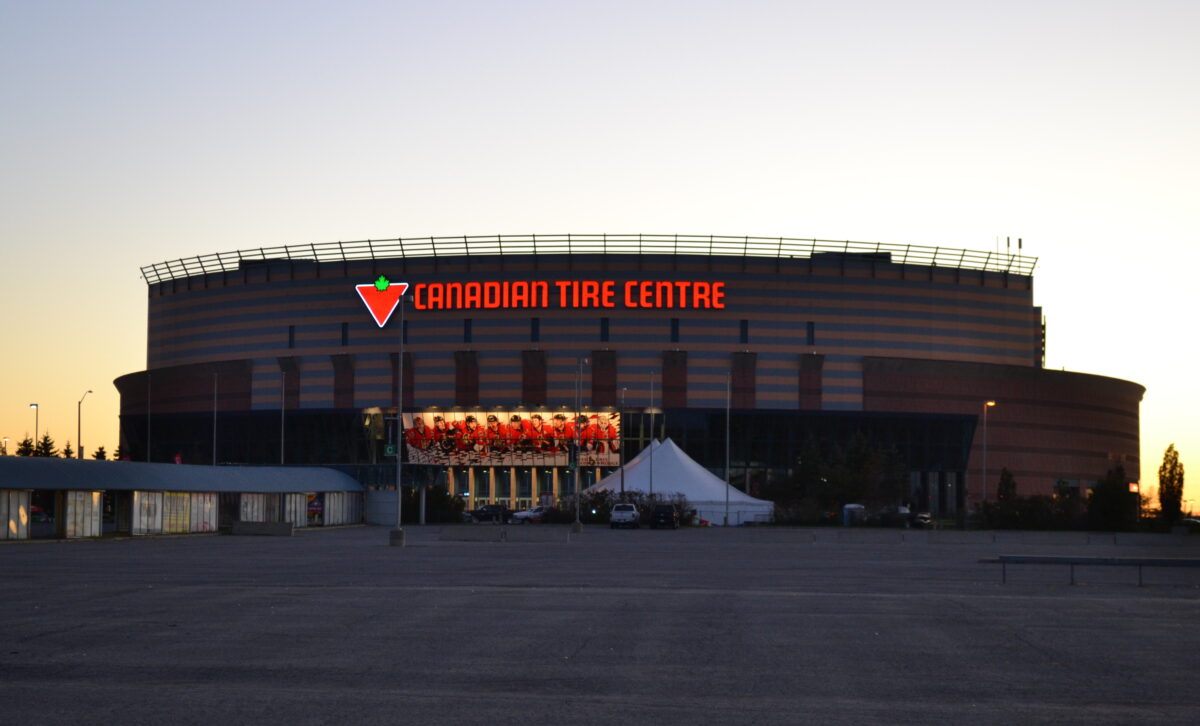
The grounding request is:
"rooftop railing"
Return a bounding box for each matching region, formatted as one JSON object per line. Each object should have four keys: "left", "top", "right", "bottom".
{"left": 140, "top": 233, "right": 1037, "bottom": 284}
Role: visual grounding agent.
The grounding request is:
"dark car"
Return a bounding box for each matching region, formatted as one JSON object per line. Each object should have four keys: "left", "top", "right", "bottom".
{"left": 867, "top": 505, "right": 911, "bottom": 528}
{"left": 468, "top": 504, "right": 513, "bottom": 523}
{"left": 649, "top": 504, "right": 679, "bottom": 529}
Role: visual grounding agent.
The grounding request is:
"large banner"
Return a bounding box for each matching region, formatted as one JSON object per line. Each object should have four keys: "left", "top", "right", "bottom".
{"left": 402, "top": 410, "right": 620, "bottom": 468}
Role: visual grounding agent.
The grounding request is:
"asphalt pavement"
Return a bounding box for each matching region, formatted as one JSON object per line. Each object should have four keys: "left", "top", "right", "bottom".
{"left": 3, "top": 525, "right": 1199, "bottom": 725}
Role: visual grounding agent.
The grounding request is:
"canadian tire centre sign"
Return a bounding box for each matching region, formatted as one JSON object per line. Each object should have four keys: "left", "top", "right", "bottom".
{"left": 357, "top": 276, "right": 727, "bottom": 327}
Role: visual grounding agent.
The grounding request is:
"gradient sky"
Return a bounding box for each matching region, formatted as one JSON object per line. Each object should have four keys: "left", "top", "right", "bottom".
{"left": 2, "top": 0, "right": 1196, "bottom": 505}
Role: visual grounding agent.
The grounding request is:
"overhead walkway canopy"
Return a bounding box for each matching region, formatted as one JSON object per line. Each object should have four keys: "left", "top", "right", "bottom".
{"left": 0, "top": 457, "right": 362, "bottom": 492}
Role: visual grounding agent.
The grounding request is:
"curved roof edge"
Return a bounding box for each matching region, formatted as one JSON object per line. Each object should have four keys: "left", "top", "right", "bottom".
{"left": 0, "top": 458, "right": 364, "bottom": 493}
{"left": 141, "top": 233, "right": 1037, "bottom": 284}
{"left": 862, "top": 356, "right": 1146, "bottom": 399}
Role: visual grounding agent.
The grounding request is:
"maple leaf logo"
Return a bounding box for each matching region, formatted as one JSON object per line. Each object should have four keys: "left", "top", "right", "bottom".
{"left": 355, "top": 277, "right": 409, "bottom": 328}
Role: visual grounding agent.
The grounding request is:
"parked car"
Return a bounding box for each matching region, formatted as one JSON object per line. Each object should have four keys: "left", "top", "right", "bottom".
{"left": 867, "top": 505, "right": 911, "bottom": 528}
{"left": 649, "top": 504, "right": 679, "bottom": 529}
{"left": 468, "top": 504, "right": 513, "bottom": 523}
{"left": 609, "top": 503, "right": 639, "bottom": 529}
{"left": 911, "top": 511, "right": 934, "bottom": 529}
{"left": 511, "top": 505, "right": 550, "bottom": 524}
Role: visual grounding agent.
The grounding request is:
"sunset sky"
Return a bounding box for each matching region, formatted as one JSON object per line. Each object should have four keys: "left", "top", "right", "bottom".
{"left": 1, "top": 0, "right": 1196, "bottom": 504}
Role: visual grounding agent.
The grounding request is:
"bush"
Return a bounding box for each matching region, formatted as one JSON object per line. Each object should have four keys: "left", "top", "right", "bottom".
{"left": 771, "top": 498, "right": 839, "bottom": 526}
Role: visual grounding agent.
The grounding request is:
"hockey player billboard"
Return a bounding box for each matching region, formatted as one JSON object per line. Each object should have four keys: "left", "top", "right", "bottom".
{"left": 402, "top": 410, "right": 620, "bottom": 468}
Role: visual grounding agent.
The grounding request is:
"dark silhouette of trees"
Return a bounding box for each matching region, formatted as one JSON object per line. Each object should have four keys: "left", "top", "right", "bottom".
{"left": 92, "top": 446, "right": 108, "bottom": 460}
{"left": 996, "top": 468, "right": 1017, "bottom": 501}
{"left": 1088, "top": 465, "right": 1137, "bottom": 532}
{"left": 16, "top": 436, "right": 35, "bottom": 456}
{"left": 34, "top": 433, "right": 58, "bottom": 457}
{"left": 1158, "top": 444, "right": 1184, "bottom": 525}
{"left": 62, "top": 440, "right": 75, "bottom": 459}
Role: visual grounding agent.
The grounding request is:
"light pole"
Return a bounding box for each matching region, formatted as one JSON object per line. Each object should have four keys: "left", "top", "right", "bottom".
{"left": 212, "top": 372, "right": 218, "bottom": 466}
{"left": 724, "top": 371, "right": 731, "bottom": 526}
{"left": 146, "top": 373, "right": 152, "bottom": 462}
{"left": 390, "top": 294, "right": 411, "bottom": 547}
{"left": 646, "top": 370, "right": 662, "bottom": 496}
{"left": 572, "top": 357, "right": 588, "bottom": 532}
{"left": 280, "top": 371, "right": 286, "bottom": 465}
{"left": 2, "top": 437, "right": 9, "bottom": 456}
{"left": 77, "top": 390, "right": 92, "bottom": 459}
{"left": 981, "top": 400, "right": 996, "bottom": 507}
{"left": 29, "top": 404, "right": 38, "bottom": 449}
{"left": 619, "top": 387, "right": 627, "bottom": 499}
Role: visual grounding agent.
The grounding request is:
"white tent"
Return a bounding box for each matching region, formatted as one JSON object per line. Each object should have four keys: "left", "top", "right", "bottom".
{"left": 584, "top": 438, "right": 774, "bottom": 525}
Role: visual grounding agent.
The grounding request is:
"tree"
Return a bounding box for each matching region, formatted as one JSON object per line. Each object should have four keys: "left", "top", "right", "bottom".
{"left": 996, "top": 468, "right": 1017, "bottom": 501}
{"left": 1088, "top": 465, "right": 1137, "bottom": 532}
{"left": 1158, "top": 444, "right": 1185, "bottom": 525}
{"left": 62, "top": 440, "right": 75, "bottom": 459}
{"left": 16, "top": 436, "right": 35, "bottom": 456}
{"left": 92, "top": 446, "right": 108, "bottom": 460}
{"left": 34, "top": 433, "right": 58, "bottom": 458}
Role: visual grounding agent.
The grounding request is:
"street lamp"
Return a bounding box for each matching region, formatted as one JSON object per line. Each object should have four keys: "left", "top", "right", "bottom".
{"left": 645, "top": 370, "right": 663, "bottom": 496}
{"left": 77, "top": 390, "right": 92, "bottom": 459}
{"left": 724, "top": 371, "right": 731, "bottom": 526}
{"left": 29, "top": 403, "right": 38, "bottom": 447}
{"left": 619, "top": 387, "right": 628, "bottom": 498}
{"left": 280, "top": 371, "right": 286, "bottom": 465}
{"left": 390, "top": 294, "right": 412, "bottom": 547}
{"left": 981, "top": 400, "right": 996, "bottom": 507}
{"left": 2, "top": 437, "right": 9, "bottom": 456}
{"left": 212, "top": 372, "right": 218, "bottom": 466}
{"left": 572, "top": 357, "right": 589, "bottom": 532}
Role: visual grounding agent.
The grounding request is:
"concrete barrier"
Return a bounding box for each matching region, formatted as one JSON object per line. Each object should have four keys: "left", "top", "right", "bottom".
{"left": 230, "top": 521, "right": 294, "bottom": 536}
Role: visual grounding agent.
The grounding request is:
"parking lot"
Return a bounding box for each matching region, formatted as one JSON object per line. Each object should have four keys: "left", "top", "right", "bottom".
{"left": 3, "top": 525, "right": 1199, "bottom": 725}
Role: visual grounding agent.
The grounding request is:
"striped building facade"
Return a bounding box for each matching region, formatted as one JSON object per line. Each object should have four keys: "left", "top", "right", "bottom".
{"left": 116, "top": 236, "right": 1142, "bottom": 514}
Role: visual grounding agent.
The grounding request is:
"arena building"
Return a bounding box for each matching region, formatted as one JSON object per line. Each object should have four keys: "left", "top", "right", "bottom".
{"left": 115, "top": 234, "right": 1144, "bottom": 519}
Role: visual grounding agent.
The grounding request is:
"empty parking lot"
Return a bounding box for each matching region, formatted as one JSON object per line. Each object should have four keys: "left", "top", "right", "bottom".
{"left": 3, "top": 526, "right": 1199, "bottom": 725}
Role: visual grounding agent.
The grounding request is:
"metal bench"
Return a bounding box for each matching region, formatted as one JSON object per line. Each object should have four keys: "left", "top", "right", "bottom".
{"left": 985, "top": 555, "right": 1200, "bottom": 586}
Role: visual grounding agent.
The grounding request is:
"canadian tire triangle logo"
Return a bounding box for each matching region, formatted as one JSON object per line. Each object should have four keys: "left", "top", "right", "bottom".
{"left": 356, "top": 276, "right": 410, "bottom": 327}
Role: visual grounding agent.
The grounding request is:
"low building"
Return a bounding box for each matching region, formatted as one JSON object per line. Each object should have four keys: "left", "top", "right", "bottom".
{"left": 0, "top": 457, "right": 363, "bottom": 540}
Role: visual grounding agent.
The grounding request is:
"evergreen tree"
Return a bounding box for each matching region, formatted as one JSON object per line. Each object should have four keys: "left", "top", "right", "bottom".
{"left": 62, "top": 440, "right": 75, "bottom": 459}
{"left": 1158, "top": 443, "right": 1185, "bottom": 525}
{"left": 16, "top": 436, "right": 35, "bottom": 456}
{"left": 996, "top": 468, "right": 1017, "bottom": 501}
{"left": 114, "top": 445, "right": 126, "bottom": 461}
{"left": 34, "top": 433, "right": 58, "bottom": 457}
{"left": 92, "top": 446, "right": 108, "bottom": 460}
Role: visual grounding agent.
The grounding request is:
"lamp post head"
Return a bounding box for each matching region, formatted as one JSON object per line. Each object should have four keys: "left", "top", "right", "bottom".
{"left": 29, "top": 403, "right": 37, "bottom": 409}
{"left": 985, "top": 400, "right": 996, "bottom": 408}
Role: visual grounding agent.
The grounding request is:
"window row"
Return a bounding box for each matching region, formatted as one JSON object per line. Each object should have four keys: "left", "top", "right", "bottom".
{"left": 284, "top": 319, "right": 816, "bottom": 347}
